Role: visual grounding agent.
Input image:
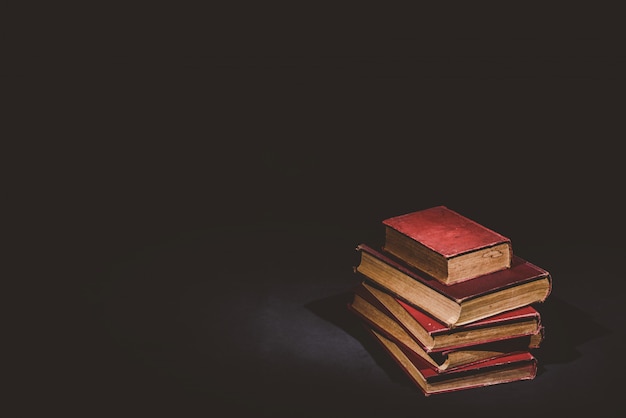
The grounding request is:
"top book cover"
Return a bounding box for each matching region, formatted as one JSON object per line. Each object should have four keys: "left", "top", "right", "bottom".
{"left": 382, "top": 206, "right": 513, "bottom": 285}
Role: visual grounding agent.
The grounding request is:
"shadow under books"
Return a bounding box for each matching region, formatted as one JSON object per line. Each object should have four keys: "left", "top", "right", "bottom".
{"left": 305, "top": 291, "right": 611, "bottom": 380}
{"left": 533, "top": 296, "right": 611, "bottom": 372}
{"left": 304, "top": 291, "right": 414, "bottom": 387}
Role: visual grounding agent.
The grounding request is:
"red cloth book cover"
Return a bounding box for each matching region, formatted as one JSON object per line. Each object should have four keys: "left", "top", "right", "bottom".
{"left": 348, "top": 295, "right": 542, "bottom": 372}
{"left": 354, "top": 281, "right": 544, "bottom": 352}
{"left": 357, "top": 244, "right": 552, "bottom": 304}
{"left": 368, "top": 328, "right": 538, "bottom": 396}
{"left": 381, "top": 206, "right": 514, "bottom": 284}
{"left": 397, "top": 299, "right": 542, "bottom": 340}
{"left": 354, "top": 244, "right": 552, "bottom": 326}
{"left": 382, "top": 205, "right": 512, "bottom": 258}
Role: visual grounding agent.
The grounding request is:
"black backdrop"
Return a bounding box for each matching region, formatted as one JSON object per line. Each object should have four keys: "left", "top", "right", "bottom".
{"left": 19, "top": 12, "right": 626, "bottom": 418}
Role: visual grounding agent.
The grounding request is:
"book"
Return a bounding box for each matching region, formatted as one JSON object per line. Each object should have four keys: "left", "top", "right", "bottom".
{"left": 368, "top": 328, "right": 538, "bottom": 396}
{"left": 382, "top": 206, "right": 513, "bottom": 285}
{"left": 354, "top": 244, "right": 552, "bottom": 327}
{"left": 348, "top": 288, "right": 543, "bottom": 372}
{"left": 355, "top": 281, "right": 544, "bottom": 352}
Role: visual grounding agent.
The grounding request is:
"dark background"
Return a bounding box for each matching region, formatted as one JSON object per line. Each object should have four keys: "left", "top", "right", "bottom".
{"left": 15, "top": 8, "right": 625, "bottom": 417}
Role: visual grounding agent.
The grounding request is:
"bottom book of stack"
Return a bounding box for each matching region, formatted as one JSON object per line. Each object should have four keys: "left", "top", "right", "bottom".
{"left": 369, "top": 329, "right": 538, "bottom": 396}
{"left": 348, "top": 282, "right": 542, "bottom": 395}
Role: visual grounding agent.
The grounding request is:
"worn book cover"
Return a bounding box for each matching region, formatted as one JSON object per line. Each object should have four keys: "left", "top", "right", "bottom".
{"left": 355, "top": 244, "right": 552, "bottom": 326}
{"left": 349, "top": 293, "right": 542, "bottom": 372}
{"left": 355, "top": 281, "right": 544, "bottom": 352}
{"left": 368, "top": 328, "right": 538, "bottom": 396}
{"left": 382, "top": 206, "right": 513, "bottom": 284}
{"left": 359, "top": 244, "right": 551, "bottom": 303}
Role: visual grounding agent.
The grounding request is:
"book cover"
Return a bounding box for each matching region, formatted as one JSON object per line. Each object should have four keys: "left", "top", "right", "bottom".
{"left": 348, "top": 294, "right": 542, "bottom": 372}
{"left": 397, "top": 299, "right": 543, "bottom": 341}
{"left": 382, "top": 206, "right": 512, "bottom": 259}
{"left": 360, "top": 244, "right": 551, "bottom": 303}
{"left": 354, "top": 244, "right": 552, "bottom": 326}
{"left": 355, "top": 281, "right": 543, "bottom": 352}
{"left": 368, "top": 328, "right": 538, "bottom": 396}
{"left": 382, "top": 206, "right": 513, "bottom": 284}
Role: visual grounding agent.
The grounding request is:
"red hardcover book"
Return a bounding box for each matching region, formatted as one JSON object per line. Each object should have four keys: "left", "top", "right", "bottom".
{"left": 348, "top": 293, "right": 542, "bottom": 372}
{"left": 367, "top": 328, "right": 538, "bottom": 396}
{"left": 354, "top": 244, "right": 552, "bottom": 327}
{"left": 354, "top": 281, "right": 544, "bottom": 353}
{"left": 382, "top": 206, "right": 513, "bottom": 284}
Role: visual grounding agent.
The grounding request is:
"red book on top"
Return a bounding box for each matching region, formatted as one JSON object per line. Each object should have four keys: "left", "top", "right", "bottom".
{"left": 382, "top": 206, "right": 513, "bottom": 284}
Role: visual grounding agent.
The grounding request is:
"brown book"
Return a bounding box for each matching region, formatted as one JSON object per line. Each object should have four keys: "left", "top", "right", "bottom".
{"left": 353, "top": 281, "right": 544, "bottom": 353}
{"left": 354, "top": 244, "right": 552, "bottom": 327}
{"left": 382, "top": 206, "right": 513, "bottom": 284}
{"left": 368, "top": 328, "right": 538, "bottom": 396}
{"left": 348, "top": 291, "right": 542, "bottom": 372}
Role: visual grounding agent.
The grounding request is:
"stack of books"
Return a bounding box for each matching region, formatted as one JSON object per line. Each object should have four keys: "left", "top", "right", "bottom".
{"left": 348, "top": 206, "right": 552, "bottom": 396}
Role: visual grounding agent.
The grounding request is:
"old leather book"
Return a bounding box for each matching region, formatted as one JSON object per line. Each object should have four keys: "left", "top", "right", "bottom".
{"left": 382, "top": 206, "right": 513, "bottom": 285}
{"left": 367, "top": 328, "right": 538, "bottom": 396}
{"left": 354, "top": 244, "right": 551, "bottom": 327}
